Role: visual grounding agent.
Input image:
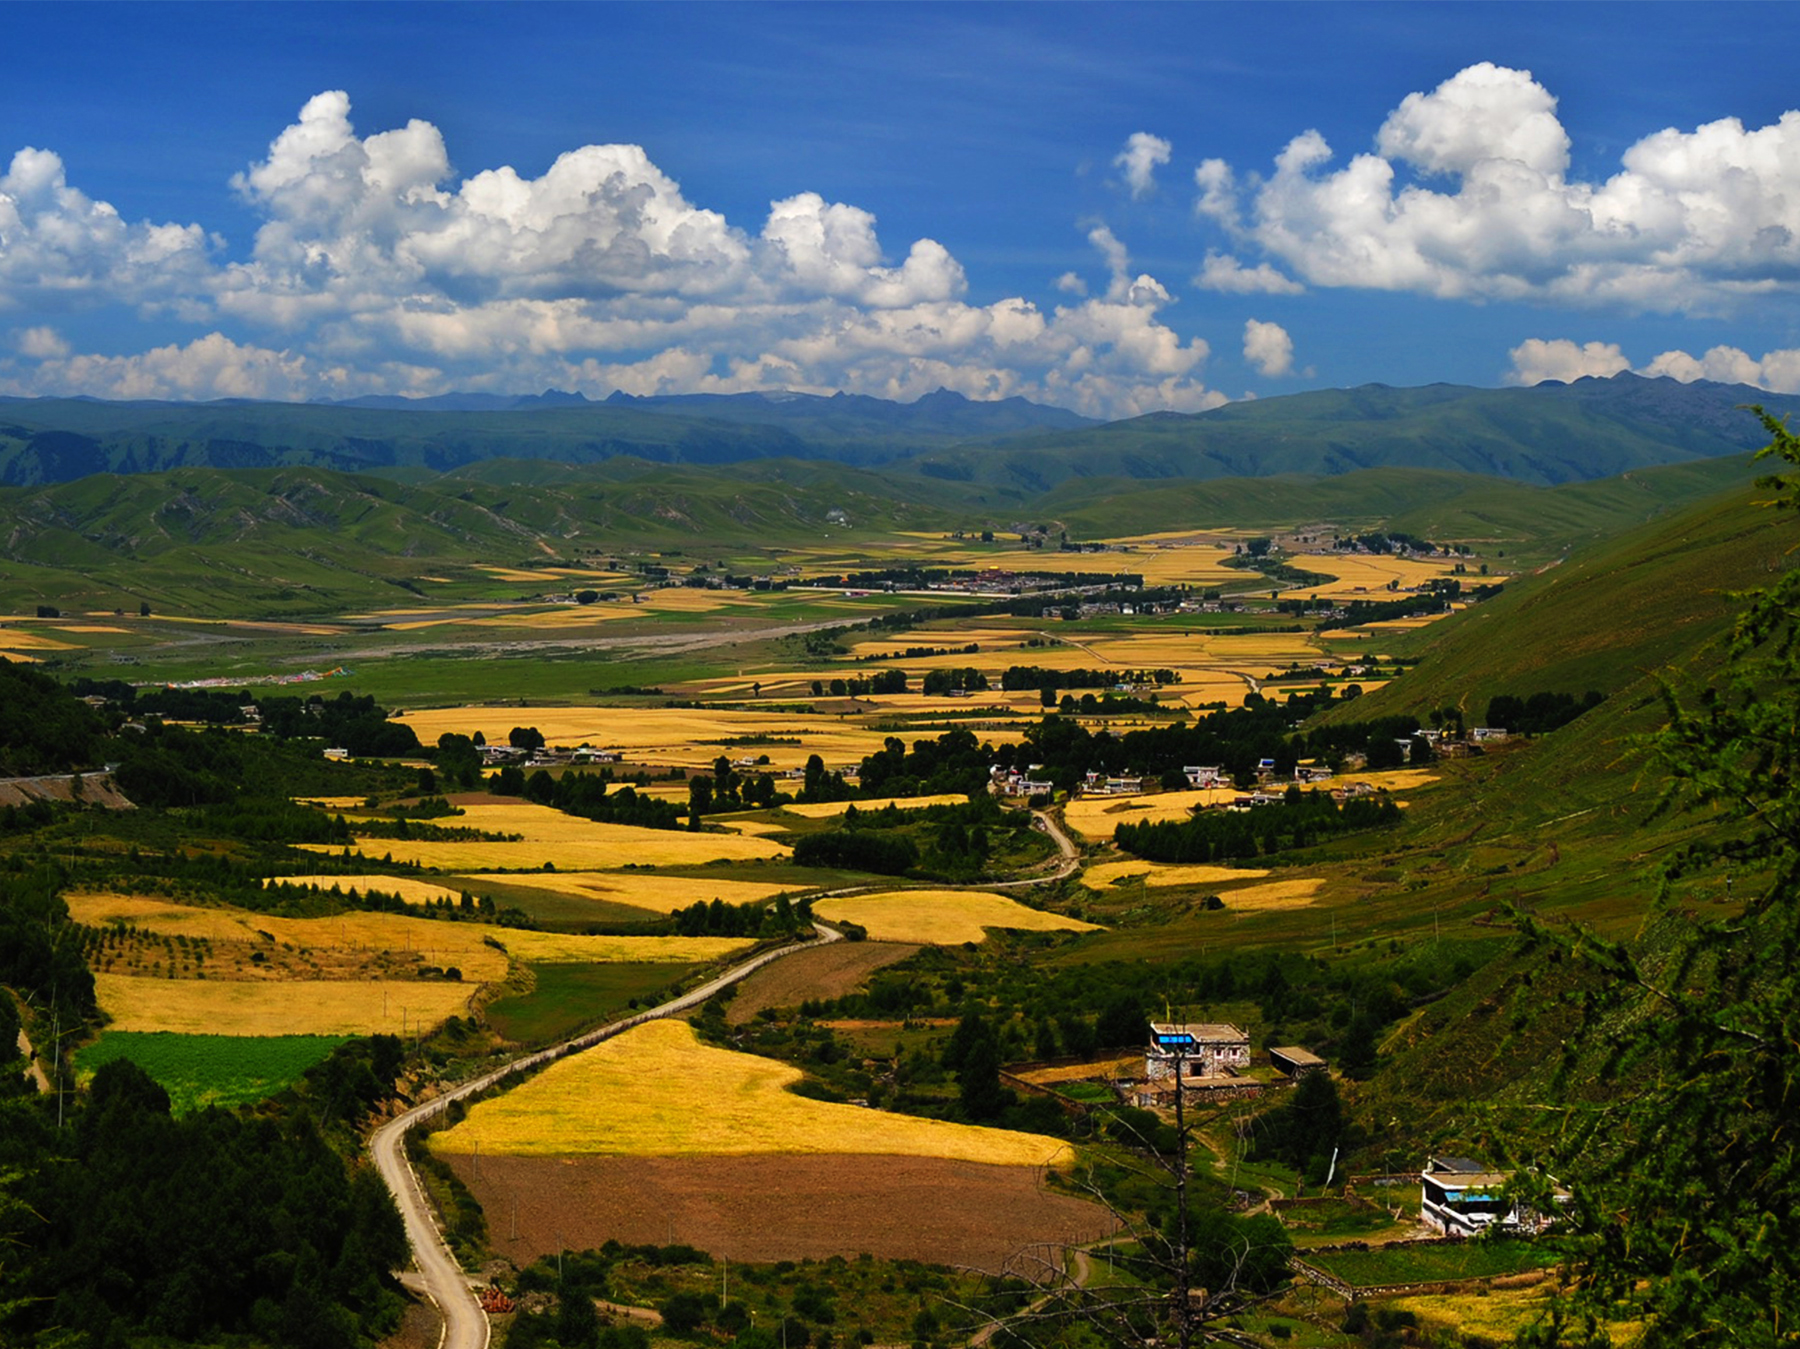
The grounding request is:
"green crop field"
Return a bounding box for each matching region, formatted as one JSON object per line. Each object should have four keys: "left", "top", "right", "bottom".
{"left": 1304, "top": 1238, "right": 1563, "bottom": 1288}
{"left": 72, "top": 1032, "right": 352, "bottom": 1115}
{"left": 483, "top": 960, "right": 703, "bottom": 1045}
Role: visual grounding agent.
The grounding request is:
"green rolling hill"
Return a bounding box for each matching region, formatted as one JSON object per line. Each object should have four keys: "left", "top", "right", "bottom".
{"left": 2, "top": 373, "right": 1796, "bottom": 490}
{"left": 903, "top": 374, "right": 1800, "bottom": 489}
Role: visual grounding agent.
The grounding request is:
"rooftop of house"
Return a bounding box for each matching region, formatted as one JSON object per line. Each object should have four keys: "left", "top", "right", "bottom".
{"left": 1271, "top": 1046, "right": 1327, "bottom": 1067}
{"left": 1150, "top": 1022, "right": 1248, "bottom": 1046}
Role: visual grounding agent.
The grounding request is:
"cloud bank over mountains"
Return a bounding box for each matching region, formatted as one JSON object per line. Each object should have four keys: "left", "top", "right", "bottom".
{"left": 3, "top": 64, "right": 1799, "bottom": 409}
{"left": 0, "top": 92, "right": 1218, "bottom": 415}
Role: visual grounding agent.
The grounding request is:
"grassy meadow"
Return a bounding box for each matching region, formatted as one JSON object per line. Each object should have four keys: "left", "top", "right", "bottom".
{"left": 73, "top": 1032, "right": 350, "bottom": 1115}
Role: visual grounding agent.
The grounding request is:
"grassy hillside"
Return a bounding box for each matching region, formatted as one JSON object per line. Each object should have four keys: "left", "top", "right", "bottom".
{"left": 4, "top": 375, "right": 1796, "bottom": 492}
{"left": 0, "top": 460, "right": 973, "bottom": 613}
{"left": 1332, "top": 474, "right": 1782, "bottom": 723}
{"left": 0, "top": 389, "right": 1089, "bottom": 485}
{"left": 904, "top": 375, "right": 1800, "bottom": 489}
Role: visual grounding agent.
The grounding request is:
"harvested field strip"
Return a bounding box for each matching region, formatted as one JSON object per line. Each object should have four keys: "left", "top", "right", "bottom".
{"left": 1013, "top": 1056, "right": 1138, "bottom": 1086}
{"left": 457, "top": 869, "right": 789, "bottom": 915}
{"left": 1081, "top": 860, "right": 1271, "bottom": 891}
{"left": 489, "top": 931, "right": 752, "bottom": 964}
{"left": 72, "top": 891, "right": 748, "bottom": 971}
{"left": 811, "top": 890, "right": 1099, "bottom": 945}
{"left": 388, "top": 706, "right": 906, "bottom": 767}
{"left": 447, "top": 1152, "right": 1114, "bottom": 1274}
{"left": 726, "top": 941, "right": 921, "bottom": 1024}
{"left": 68, "top": 893, "right": 510, "bottom": 981}
{"left": 781, "top": 794, "right": 969, "bottom": 818}
{"left": 73, "top": 1031, "right": 349, "bottom": 1115}
{"left": 1062, "top": 789, "right": 1240, "bottom": 840}
{"left": 93, "top": 973, "right": 474, "bottom": 1037}
{"left": 271, "top": 874, "right": 468, "bottom": 906}
{"left": 1220, "top": 878, "right": 1326, "bottom": 909}
{"left": 432, "top": 1019, "right": 1072, "bottom": 1166}
{"left": 305, "top": 799, "right": 789, "bottom": 869}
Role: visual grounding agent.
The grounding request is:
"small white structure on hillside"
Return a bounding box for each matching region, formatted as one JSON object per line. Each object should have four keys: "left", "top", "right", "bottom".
{"left": 1420, "top": 1156, "right": 1566, "bottom": 1238}
{"left": 1146, "top": 1022, "right": 1250, "bottom": 1083}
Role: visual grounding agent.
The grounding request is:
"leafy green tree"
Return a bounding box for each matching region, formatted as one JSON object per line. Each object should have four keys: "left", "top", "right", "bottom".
{"left": 1523, "top": 409, "right": 1800, "bottom": 1346}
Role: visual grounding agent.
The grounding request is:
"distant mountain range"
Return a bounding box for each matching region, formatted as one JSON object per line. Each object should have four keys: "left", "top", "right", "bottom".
{"left": 0, "top": 374, "right": 1793, "bottom": 489}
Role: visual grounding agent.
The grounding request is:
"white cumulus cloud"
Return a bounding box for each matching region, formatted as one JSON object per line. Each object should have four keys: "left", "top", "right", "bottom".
{"left": 0, "top": 147, "right": 214, "bottom": 311}
{"left": 1194, "top": 252, "right": 1304, "bottom": 295}
{"left": 1243, "top": 319, "right": 1295, "bottom": 377}
{"left": 1504, "top": 338, "right": 1632, "bottom": 384}
{"left": 0, "top": 91, "right": 1234, "bottom": 418}
{"left": 1504, "top": 337, "right": 1800, "bottom": 392}
{"left": 1115, "top": 132, "right": 1172, "bottom": 199}
{"left": 1197, "top": 62, "right": 1800, "bottom": 313}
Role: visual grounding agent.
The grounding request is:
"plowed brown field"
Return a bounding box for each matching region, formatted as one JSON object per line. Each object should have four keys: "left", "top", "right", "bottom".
{"left": 447, "top": 1153, "right": 1114, "bottom": 1273}
{"left": 726, "top": 941, "right": 921, "bottom": 1025}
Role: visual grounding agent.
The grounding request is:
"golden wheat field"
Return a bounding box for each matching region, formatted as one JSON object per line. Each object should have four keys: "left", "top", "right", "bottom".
{"left": 1336, "top": 768, "right": 1441, "bottom": 792}
{"left": 1281, "top": 552, "right": 1469, "bottom": 600}
{"left": 812, "top": 890, "right": 1099, "bottom": 945}
{"left": 1216, "top": 878, "right": 1326, "bottom": 910}
{"left": 93, "top": 972, "right": 475, "bottom": 1037}
{"left": 781, "top": 794, "right": 971, "bottom": 819}
{"left": 389, "top": 706, "right": 902, "bottom": 768}
{"left": 273, "top": 874, "right": 470, "bottom": 906}
{"left": 487, "top": 931, "right": 754, "bottom": 964}
{"left": 1062, "top": 788, "right": 1240, "bottom": 841}
{"left": 68, "top": 894, "right": 512, "bottom": 980}
{"left": 72, "top": 891, "right": 750, "bottom": 975}
{"left": 0, "top": 630, "right": 77, "bottom": 650}
{"left": 458, "top": 870, "right": 792, "bottom": 915}
{"left": 1081, "top": 860, "right": 1272, "bottom": 891}
{"left": 430, "top": 1019, "right": 1072, "bottom": 1166}
{"left": 304, "top": 800, "right": 790, "bottom": 870}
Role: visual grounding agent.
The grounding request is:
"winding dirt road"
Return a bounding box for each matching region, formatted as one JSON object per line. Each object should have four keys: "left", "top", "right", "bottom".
{"left": 370, "top": 924, "right": 841, "bottom": 1349}
{"left": 372, "top": 807, "right": 1085, "bottom": 1348}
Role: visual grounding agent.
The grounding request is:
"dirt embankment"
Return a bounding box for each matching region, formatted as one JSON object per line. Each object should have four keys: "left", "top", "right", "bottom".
{"left": 449, "top": 1153, "right": 1114, "bottom": 1274}
{"left": 0, "top": 772, "right": 134, "bottom": 810}
{"left": 726, "top": 941, "right": 920, "bottom": 1025}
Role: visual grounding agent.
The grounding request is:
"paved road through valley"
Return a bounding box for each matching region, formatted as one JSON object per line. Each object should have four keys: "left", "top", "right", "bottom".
{"left": 370, "top": 923, "right": 842, "bottom": 1349}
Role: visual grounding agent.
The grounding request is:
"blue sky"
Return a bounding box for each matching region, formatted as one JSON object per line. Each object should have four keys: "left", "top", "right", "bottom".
{"left": 3, "top": 1, "right": 1799, "bottom": 415}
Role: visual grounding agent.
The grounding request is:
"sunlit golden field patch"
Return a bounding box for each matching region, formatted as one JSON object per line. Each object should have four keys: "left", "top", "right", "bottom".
{"left": 0, "top": 630, "right": 78, "bottom": 650}
{"left": 67, "top": 894, "right": 512, "bottom": 980}
{"left": 1335, "top": 768, "right": 1441, "bottom": 792}
{"left": 781, "top": 794, "right": 971, "bottom": 818}
{"left": 303, "top": 800, "right": 790, "bottom": 870}
{"left": 389, "top": 706, "right": 915, "bottom": 768}
{"left": 1062, "top": 788, "right": 1240, "bottom": 840}
{"left": 1282, "top": 552, "right": 1471, "bottom": 600}
{"left": 1081, "top": 859, "right": 1272, "bottom": 891}
{"left": 812, "top": 890, "right": 1099, "bottom": 945}
{"left": 487, "top": 931, "right": 753, "bottom": 964}
{"left": 458, "top": 870, "right": 790, "bottom": 915}
{"left": 93, "top": 973, "right": 475, "bottom": 1037}
{"left": 431, "top": 1019, "right": 1072, "bottom": 1166}
{"left": 1217, "top": 878, "right": 1326, "bottom": 909}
